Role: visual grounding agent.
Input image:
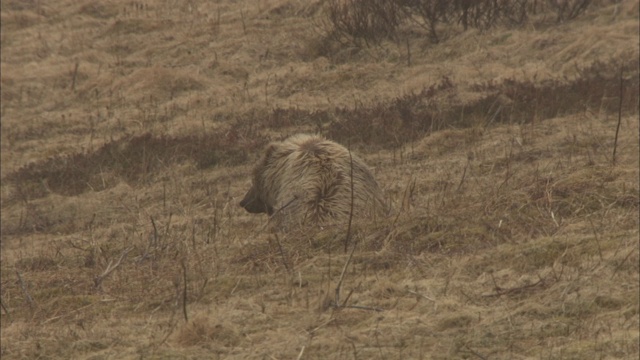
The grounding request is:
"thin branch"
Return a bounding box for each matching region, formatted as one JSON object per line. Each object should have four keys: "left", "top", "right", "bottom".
{"left": 274, "top": 233, "right": 291, "bottom": 273}
{"left": 335, "top": 237, "right": 358, "bottom": 307}
{"left": 464, "top": 343, "right": 488, "bottom": 360}
{"left": 0, "top": 297, "right": 10, "bottom": 320}
{"left": 137, "top": 216, "right": 160, "bottom": 265}
{"left": 307, "top": 318, "right": 335, "bottom": 335}
{"left": 150, "top": 215, "right": 159, "bottom": 253}
{"left": 456, "top": 159, "right": 469, "bottom": 192}
{"left": 345, "top": 143, "right": 355, "bottom": 253}
{"left": 94, "top": 247, "right": 133, "bottom": 289}
{"left": 483, "top": 277, "right": 547, "bottom": 297}
{"left": 611, "top": 247, "right": 636, "bottom": 279}
{"left": 408, "top": 290, "right": 436, "bottom": 302}
{"left": 261, "top": 195, "right": 298, "bottom": 231}
{"left": 240, "top": 9, "right": 247, "bottom": 35}
{"left": 71, "top": 61, "right": 79, "bottom": 91}
{"left": 181, "top": 259, "right": 189, "bottom": 322}
{"left": 296, "top": 346, "right": 306, "bottom": 360}
{"left": 612, "top": 65, "right": 623, "bottom": 165}
{"left": 405, "top": 37, "right": 411, "bottom": 66}
{"left": 587, "top": 217, "right": 604, "bottom": 262}
{"left": 15, "top": 270, "right": 35, "bottom": 307}
{"left": 341, "top": 304, "right": 384, "bottom": 312}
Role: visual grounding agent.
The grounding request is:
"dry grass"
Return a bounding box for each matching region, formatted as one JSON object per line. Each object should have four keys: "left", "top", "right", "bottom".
{"left": 1, "top": 0, "right": 639, "bottom": 359}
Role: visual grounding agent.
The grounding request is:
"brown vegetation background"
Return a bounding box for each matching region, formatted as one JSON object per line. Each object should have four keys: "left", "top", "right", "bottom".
{"left": 1, "top": 0, "right": 639, "bottom": 358}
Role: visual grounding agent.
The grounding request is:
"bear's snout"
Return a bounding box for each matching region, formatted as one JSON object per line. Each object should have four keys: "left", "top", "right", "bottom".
{"left": 240, "top": 188, "right": 274, "bottom": 215}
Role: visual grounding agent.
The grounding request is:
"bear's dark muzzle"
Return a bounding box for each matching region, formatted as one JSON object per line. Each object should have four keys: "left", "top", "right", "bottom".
{"left": 240, "top": 189, "right": 274, "bottom": 215}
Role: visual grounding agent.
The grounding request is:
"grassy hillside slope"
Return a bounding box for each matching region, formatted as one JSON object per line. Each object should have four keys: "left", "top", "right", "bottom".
{"left": 1, "top": 0, "right": 638, "bottom": 358}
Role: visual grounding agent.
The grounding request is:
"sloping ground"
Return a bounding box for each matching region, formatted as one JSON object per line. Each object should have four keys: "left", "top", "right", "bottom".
{"left": 1, "top": 0, "right": 639, "bottom": 359}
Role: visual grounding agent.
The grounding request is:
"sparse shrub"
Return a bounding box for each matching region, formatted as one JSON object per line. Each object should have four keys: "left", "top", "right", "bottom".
{"left": 321, "top": 0, "right": 597, "bottom": 48}
{"left": 325, "top": 0, "right": 404, "bottom": 46}
{"left": 399, "top": 0, "right": 453, "bottom": 42}
{"left": 549, "top": 0, "right": 593, "bottom": 22}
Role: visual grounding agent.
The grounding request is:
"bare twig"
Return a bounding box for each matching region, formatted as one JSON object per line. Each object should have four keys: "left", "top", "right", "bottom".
{"left": 345, "top": 144, "right": 355, "bottom": 253}
{"left": 265, "top": 73, "right": 271, "bottom": 106}
{"left": 94, "top": 247, "right": 133, "bottom": 289}
{"left": 587, "top": 217, "right": 604, "bottom": 262}
{"left": 240, "top": 9, "right": 247, "bottom": 35}
{"left": 296, "top": 346, "right": 305, "bottom": 360}
{"left": 195, "top": 278, "right": 209, "bottom": 302}
{"left": 15, "top": 270, "right": 35, "bottom": 307}
{"left": 307, "top": 318, "right": 335, "bottom": 334}
{"left": 1, "top": 296, "right": 12, "bottom": 322}
{"left": 335, "top": 237, "right": 358, "bottom": 307}
{"left": 483, "top": 277, "right": 547, "bottom": 297}
{"left": 405, "top": 37, "right": 411, "bottom": 67}
{"left": 136, "top": 216, "right": 160, "bottom": 262}
{"left": 261, "top": 195, "right": 298, "bottom": 232}
{"left": 464, "top": 343, "right": 488, "bottom": 360}
{"left": 71, "top": 61, "right": 79, "bottom": 91}
{"left": 274, "top": 233, "right": 291, "bottom": 273}
{"left": 551, "top": 246, "right": 568, "bottom": 282}
{"left": 342, "top": 304, "right": 384, "bottom": 312}
{"left": 374, "top": 319, "right": 385, "bottom": 358}
{"left": 230, "top": 278, "right": 241, "bottom": 295}
{"left": 489, "top": 271, "right": 501, "bottom": 292}
{"left": 612, "top": 65, "right": 623, "bottom": 165}
{"left": 456, "top": 159, "right": 469, "bottom": 192}
{"left": 150, "top": 216, "right": 159, "bottom": 250}
{"left": 181, "top": 259, "right": 189, "bottom": 322}
{"left": 408, "top": 290, "right": 436, "bottom": 302}
{"left": 43, "top": 302, "right": 96, "bottom": 324}
{"left": 155, "top": 318, "right": 179, "bottom": 349}
{"left": 342, "top": 284, "right": 356, "bottom": 305}
{"left": 392, "top": 177, "right": 415, "bottom": 226}
{"left": 611, "top": 247, "right": 636, "bottom": 279}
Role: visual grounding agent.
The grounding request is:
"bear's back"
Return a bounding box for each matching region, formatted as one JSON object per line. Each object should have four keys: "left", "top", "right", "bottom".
{"left": 273, "top": 134, "right": 387, "bottom": 227}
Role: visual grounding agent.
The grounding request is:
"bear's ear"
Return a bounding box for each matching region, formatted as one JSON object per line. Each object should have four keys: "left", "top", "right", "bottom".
{"left": 264, "top": 143, "right": 277, "bottom": 159}
{"left": 261, "top": 143, "right": 279, "bottom": 165}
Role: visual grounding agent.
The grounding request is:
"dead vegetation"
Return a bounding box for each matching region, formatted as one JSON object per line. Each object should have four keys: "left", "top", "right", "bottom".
{"left": 1, "top": 0, "right": 638, "bottom": 359}
{"left": 323, "top": 0, "right": 601, "bottom": 47}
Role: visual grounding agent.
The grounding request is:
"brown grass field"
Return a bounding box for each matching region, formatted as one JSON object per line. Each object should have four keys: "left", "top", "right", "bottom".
{"left": 1, "top": 0, "right": 639, "bottom": 358}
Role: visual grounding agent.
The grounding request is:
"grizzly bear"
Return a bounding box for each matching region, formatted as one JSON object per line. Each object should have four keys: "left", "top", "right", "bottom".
{"left": 239, "top": 134, "right": 388, "bottom": 228}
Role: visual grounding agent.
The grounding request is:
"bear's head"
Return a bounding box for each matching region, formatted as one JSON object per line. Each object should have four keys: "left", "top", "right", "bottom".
{"left": 239, "top": 143, "right": 288, "bottom": 215}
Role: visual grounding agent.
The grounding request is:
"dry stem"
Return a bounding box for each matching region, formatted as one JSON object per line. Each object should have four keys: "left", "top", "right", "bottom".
{"left": 94, "top": 247, "right": 133, "bottom": 289}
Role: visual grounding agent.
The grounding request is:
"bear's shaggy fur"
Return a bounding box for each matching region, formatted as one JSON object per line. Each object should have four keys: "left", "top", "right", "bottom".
{"left": 240, "top": 134, "right": 388, "bottom": 228}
